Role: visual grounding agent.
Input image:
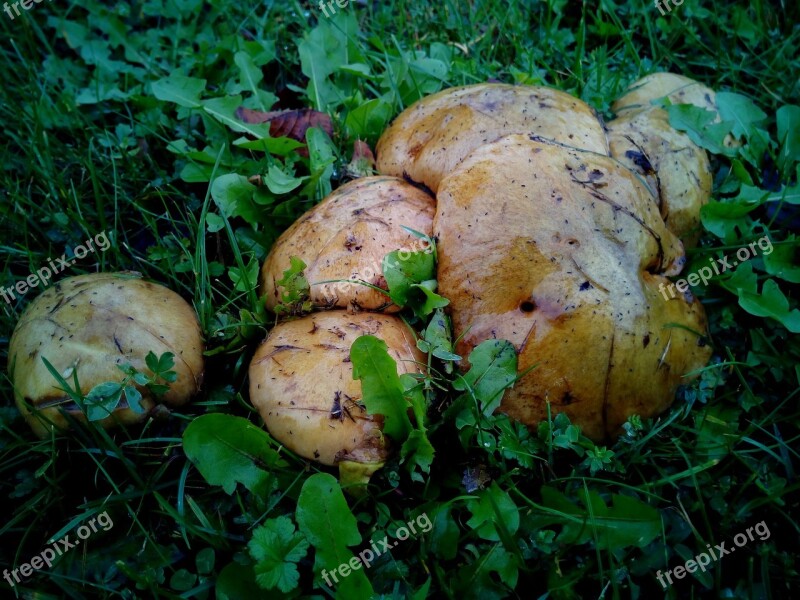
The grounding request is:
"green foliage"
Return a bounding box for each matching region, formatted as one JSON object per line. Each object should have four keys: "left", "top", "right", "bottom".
{"left": 70, "top": 351, "right": 177, "bottom": 421}
{"left": 248, "top": 516, "right": 310, "bottom": 593}
{"left": 350, "top": 335, "right": 434, "bottom": 480}
{"left": 182, "top": 413, "right": 287, "bottom": 494}
{"left": 1, "top": 0, "right": 799, "bottom": 598}
{"left": 273, "top": 256, "right": 312, "bottom": 315}
{"left": 382, "top": 238, "right": 449, "bottom": 319}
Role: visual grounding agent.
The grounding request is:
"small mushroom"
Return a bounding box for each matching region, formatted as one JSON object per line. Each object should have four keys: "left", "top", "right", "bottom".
{"left": 611, "top": 72, "right": 719, "bottom": 116}
{"left": 8, "top": 272, "right": 204, "bottom": 437}
{"left": 248, "top": 312, "right": 423, "bottom": 466}
{"left": 260, "top": 176, "right": 435, "bottom": 313}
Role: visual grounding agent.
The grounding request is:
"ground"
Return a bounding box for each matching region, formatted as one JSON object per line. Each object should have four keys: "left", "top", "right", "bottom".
{"left": 0, "top": 0, "right": 799, "bottom": 598}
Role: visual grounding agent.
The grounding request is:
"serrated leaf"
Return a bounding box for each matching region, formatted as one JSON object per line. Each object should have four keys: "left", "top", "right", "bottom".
{"left": 453, "top": 340, "right": 518, "bottom": 416}
{"left": 182, "top": 414, "right": 287, "bottom": 494}
{"left": 248, "top": 516, "right": 309, "bottom": 593}
{"left": 467, "top": 482, "right": 520, "bottom": 542}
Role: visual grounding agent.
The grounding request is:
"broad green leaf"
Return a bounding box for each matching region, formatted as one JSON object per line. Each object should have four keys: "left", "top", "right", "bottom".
{"left": 233, "top": 51, "right": 264, "bottom": 101}
{"left": 700, "top": 197, "right": 760, "bottom": 241}
{"left": 350, "top": 335, "right": 412, "bottom": 441}
{"left": 84, "top": 382, "right": 123, "bottom": 421}
{"left": 233, "top": 135, "right": 305, "bottom": 156}
{"left": 467, "top": 482, "right": 520, "bottom": 542}
{"left": 216, "top": 563, "right": 264, "bottom": 600}
{"left": 263, "top": 165, "right": 308, "bottom": 195}
{"left": 777, "top": 105, "right": 800, "bottom": 174}
{"left": 764, "top": 234, "right": 800, "bottom": 283}
{"left": 124, "top": 386, "right": 145, "bottom": 414}
{"left": 170, "top": 569, "right": 196, "bottom": 592}
{"left": 211, "top": 174, "right": 257, "bottom": 220}
{"left": 536, "top": 487, "right": 661, "bottom": 550}
{"left": 382, "top": 248, "right": 448, "bottom": 317}
{"left": 665, "top": 103, "right": 733, "bottom": 156}
{"left": 418, "top": 309, "right": 460, "bottom": 365}
{"left": 453, "top": 340, "right": 518, "bottom": 416}
{"left": 295, "top": 473, "right": 373, "bottom": 599}
{"left": 151, "top": 74, "right": 206, "bottom": 108}
{"left": 228, "top": 255, "right": 259, "bottom": 293}
{"left": 182, "top": 414, "right": 287, "bottom": 494}
{"left": 738, "top": 279, "right": 800, "bottom": 333}
{"left": 203, "top": 96, "right": 273, "bottom": 138}
{"left": 716, "top": 91, "right": 767, "bottom": 140}
{"left": 306, "top": 127, "right": 336, "bottom": 198}
{"left": 383, "top": 249, "right": 436, "bottom": 306}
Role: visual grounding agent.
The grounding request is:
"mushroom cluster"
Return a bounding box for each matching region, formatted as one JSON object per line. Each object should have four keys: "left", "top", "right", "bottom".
{"left": 256, "top": 72, "right": 715, "bottom": 462}
{"left": 250, "top": 177, "right": 431, "bottom": 469}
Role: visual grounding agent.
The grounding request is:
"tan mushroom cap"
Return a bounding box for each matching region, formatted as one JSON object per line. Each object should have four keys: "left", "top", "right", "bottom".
{"left": 249, "top": 312, "right": 424, "bottom": 466}
{"left": 434, "top": 135, "right": 711, "bottom": 440}
{"left": 376, "top": 83, "right": 609, "bottom": 193}
{"left": 260, "top": 176, "right": 435, "bottom": 314}
{"left": 607, "top": 106, "right": 712, "bottom": 245}
{"left": 9, "top": 272, "right": 204, "bottom": 438}
{"left": 612, "top": 72, "right": 718, "bottom": 116}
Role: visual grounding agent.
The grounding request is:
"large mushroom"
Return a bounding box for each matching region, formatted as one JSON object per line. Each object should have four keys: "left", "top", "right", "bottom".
{"left": 260, "top": 175, "right": 435, "bottom": 313}
{"left": 376, "top": 83, "right": 609, "bottom": 192}
{"left": 249, "top": 312, "right": 423, "bottom": 466}
{"left": 9, "top": 272, "right": 204, "bottom": 437}
{"left": 433, "top": 135, "right": 711, "bottom": 440}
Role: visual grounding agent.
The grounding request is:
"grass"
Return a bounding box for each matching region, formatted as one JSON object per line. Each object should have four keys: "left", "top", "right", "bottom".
{"left": 1, "top": 0, "right": 799, "bottom": 598}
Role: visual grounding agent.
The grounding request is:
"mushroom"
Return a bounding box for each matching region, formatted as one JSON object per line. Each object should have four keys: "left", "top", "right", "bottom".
{"left": 606, "top": 107, "right": 712, "bottom": 245}
{"left": 611, "top": 72, "right": 719, "bottom": 116}
{"left": 8, "top": 272, "right": 204, "bottom": 437}
{"left": 434, "top": 135, "right": 711, "bottom": 440}
{"left": 376, "top": 83, "right": 609, "bottom": 192}
{"left": 248, "top": 312, "right": 423, "bottom": 466}
{"left": 260, "top": 175, "right": 435, "bottom": 313}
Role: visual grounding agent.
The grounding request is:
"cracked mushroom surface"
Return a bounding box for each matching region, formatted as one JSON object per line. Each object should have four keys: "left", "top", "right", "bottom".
{"left": 9, "top": 272, "right": 204, "bottom": 437}
{"left": 434, "top": 135, "right": 711, "bottom": 440}
{"left": 607, "top": 106, "right": 712, "bottom": 245}
{"left": 376, "top": 83, "right": 609, "bottom": 193}
{"left": 249, "top": 312, "right": 423, "bottom": 466}
{"left": 260, "top": 176, "right": 435, "bottom": 313}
